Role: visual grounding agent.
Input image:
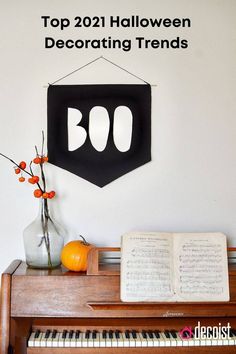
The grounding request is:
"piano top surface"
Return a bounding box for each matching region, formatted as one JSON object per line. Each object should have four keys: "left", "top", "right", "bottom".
{"left": 11, "top": 261, "right": 236, "bottom": 277}
{"left": 12, "top": 261, "right": 120, "bottom": 276}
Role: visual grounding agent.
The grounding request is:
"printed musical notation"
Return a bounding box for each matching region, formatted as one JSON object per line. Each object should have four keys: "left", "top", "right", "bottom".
{"left": 120, "top": 232, "right": 229, "bottom": 302}
{"left": 174, "top": 233, "right": 229, "bottom": 301}
{"left": 121, "top": 233, "right": 174, "bottom": 301}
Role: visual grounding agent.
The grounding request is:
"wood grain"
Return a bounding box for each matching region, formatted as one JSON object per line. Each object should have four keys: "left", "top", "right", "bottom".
{"left": 2, "top": 254, "right": 236, "bottom": 354}
{"left": 0, "top": 303, "right": 1, "bottom": 349}
{"left": 0, "top": 260, "right": 21, "bottom": 354}
{"left": 10, "top": 262, "right": 236, "bottom": 318}
{"left": 87, "top": 247, "right": 120, "bottom": 275}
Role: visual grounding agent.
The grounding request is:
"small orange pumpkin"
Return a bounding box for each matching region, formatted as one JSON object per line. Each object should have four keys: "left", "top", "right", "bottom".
{"left": 61, "top": 236, "right": 93, "bottom": 272}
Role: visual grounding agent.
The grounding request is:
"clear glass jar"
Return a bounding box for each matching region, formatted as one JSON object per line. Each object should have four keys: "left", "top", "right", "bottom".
{"left": 23, "top": 199, "right": 65, "bottom": 269}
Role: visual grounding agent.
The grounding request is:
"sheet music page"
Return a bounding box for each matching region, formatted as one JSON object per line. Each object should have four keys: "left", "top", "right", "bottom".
{"left": 120, "top": 232, "right": 175, "bottom": 302}
{"left": 174, "top": 233, "right": 229, "bottom": 301}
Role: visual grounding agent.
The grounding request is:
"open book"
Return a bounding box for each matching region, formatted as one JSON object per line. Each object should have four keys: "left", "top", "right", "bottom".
{"left": 120, "top": 232, "right": 229, "bottom": 302}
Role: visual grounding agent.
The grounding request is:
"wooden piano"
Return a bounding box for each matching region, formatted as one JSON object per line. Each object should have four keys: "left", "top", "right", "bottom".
{"left": 1, "top": 247, "right": 236, "bottom": 354}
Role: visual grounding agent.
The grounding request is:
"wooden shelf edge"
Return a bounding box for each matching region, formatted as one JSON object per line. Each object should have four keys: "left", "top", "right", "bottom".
{"left": 3, "top": 259, "right": 22, "bottom": 275}
{"left": 87, "top": 301, "right": 236, "bottom": 310}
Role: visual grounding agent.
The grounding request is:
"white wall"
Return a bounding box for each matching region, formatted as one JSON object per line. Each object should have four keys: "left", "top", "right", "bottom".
{"left": 0, "top": 0, "right": 236, "bottom": 275}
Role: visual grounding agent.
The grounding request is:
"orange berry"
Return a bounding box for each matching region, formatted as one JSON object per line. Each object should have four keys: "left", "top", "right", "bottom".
{"left": 19, "top": 177, "right": 25, "bottom": 182}
{"left": 33, "top": 157, "right": 41, "bottom": 164}
{"left": 28, "top": 177, "right": 35, "bottom": 184}
{"left": 14, "top": 168, "right": 21, "bottom": 174}
{"left": 19, "top": 161, "right": 26, "bottom": 169}
{"left": 48, "top": 191, "right": 56, "bottom": 199}
{"left": 43, "top": 156, "right": 48, "bottom": 162}
{"left": 34, "top": 189, "right": 43, "bottom": 198}
{"left": 42, "top": 192, "right": 49, "bottom": 199}
{"left": 32, "top": 176, "right": 39, "bottom": 183}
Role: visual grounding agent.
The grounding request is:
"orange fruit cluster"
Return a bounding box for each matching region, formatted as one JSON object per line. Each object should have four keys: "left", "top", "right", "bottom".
{"left": 33, "top": 190, "right": 56, "bottom": 199}
{"left": 15, "top": 161, "right": 27, "bottom": 182}
{"left": 28, "top": 176, "right": 40, "bottom": 184}
{"left": 33, "top": 156, "right": 48, "bottom": 164}
{"left": 13, "top": 157, "right": 56, "bottom": 200}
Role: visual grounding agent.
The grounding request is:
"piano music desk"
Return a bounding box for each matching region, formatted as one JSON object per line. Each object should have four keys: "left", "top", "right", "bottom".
{"left": 1, "top": 249, "right": 236, "bottom": 353}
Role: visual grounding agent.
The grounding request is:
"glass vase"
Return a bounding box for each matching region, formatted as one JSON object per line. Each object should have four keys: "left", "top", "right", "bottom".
{"left": 23, "top": 199, "right": 65, "bottom": 269}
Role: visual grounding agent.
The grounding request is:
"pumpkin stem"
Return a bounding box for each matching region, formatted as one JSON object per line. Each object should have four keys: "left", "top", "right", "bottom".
{"left": 79, "top": 234, "right": 90, "bottom": 246}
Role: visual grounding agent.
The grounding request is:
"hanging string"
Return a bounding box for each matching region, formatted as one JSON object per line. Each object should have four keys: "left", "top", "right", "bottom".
{"left": 100, "top": 56, "right": 150, "bottom": 85}
{"left": 50, "top": 56, "right": 102, "bottom": 85}
{"left": 49, "top": 55, "right": 153, "bottom": 86}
